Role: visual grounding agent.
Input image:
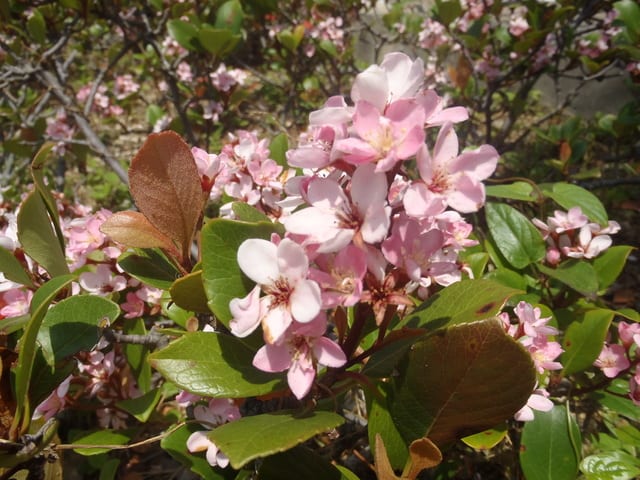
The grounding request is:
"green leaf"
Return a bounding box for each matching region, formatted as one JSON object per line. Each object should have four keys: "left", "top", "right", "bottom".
{"left": 485, "top": 202, "right": 546, "bottom": 269}
{"left": 400, "top": 279, "right": 522, "bottom": 331}
{"left": 461, "top": 424, "right": 508, "bottom": 450}
{"left": 592, "top": 246, "right": 634, "bottom": 290}
{"left": 615, "top": 0, "right": 640, "bottom": 42}
{"left": 561, "top": 309, "right": 615, "bottom": 376}
{"left": 161, "top": 424, "right": 228, "bottom": 480}
{"left": 170, "top": 269, "right": 210, "bottom": 313}
{"left": 362, "top": 329, "right": 426, "bottom": 378}
{"left": 17, "top": 190, "right": 70, "bottom": 277}
{"left": 116, "top": 388, "right": 162, "bottom": 423}
{"left": 201, "top": 219, "right": 281, "bottom": 324}
{"left": 435, "top": 0, "right": 462, "bottom": 26}
{"left": 483, "top": 268, "right": 528, "bottom": 291}
{"left": 520, "top": 405, "right": 581, "bottom": 480}
{"left": 71, "top": 430, "right": 131, "bottom": 456}
{"left": 118, "top": 248, "right": 180, "bottom": 290}
{"left": 259, "top": 445, "right": 346, "bottom": 480}
{"left": 368, "top": 383, "right": 408, "bottom": 470}
{"left": 37, "top": 295, "right": 119, "bottom": 366}
{"left": 0, "top": 247, "right": 33, "bottom": 287}
{"left": 30, "top": 142, "right": 65, "bottom": 253}
{"left": 98, "top": 459, "right": 120, "bottom": 480}
{"left": 124, "top": 318, "right": 152, "bottom": 393}
{"left": 11, "top": 274, "right": 75, "bottom": 438}
{"left": 26, "top": 8, "right": 47, "bottom": 43}
{"left": 149, "top": 332, "right": 284, "bottom": 397}
{"left": 269, "top": 133, "right": 288, "bottom": 168}
{"left": 215, "top": 0, "right": 244, "bottom": 34}
{"left": 209, "top": 411, "right": 344, "bottom": 469}
{"left": 167, "top": 19, "right": 199, "bottom": 50}
{"left": 389, "top": 319, "right": 535, "bottom": 446}
{"left": 231, "top": 202, "right": 271, "bottom": 223}
{"left": 581, "top": 452, "right": 640, "bottom": 480}
{"left": 543, "top": 183, "right": 608, "bottom": 226}
{"left": 486, "top": 182, "right": 535, "bottom": 201}
{"left": 538, "top": 260, "right": 599, "bottom": 296}
{"left": 199, "top": 27, "right": 240, "bottom": 56}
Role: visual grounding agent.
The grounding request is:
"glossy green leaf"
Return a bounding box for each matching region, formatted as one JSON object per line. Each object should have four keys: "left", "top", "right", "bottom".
{"left": 485, "top": 202, "right": 546, "bottom": 269}
{"left": 11, "top": 274, "right": 74, "bottom": 438}
{"left": 209, "top": 411, "right": 344, "bottom": 469}
{"left": 461, "top": 424, "right": 507, "bottom": 450}
{"left": 231, "top": 202, "right": 271, "bottom": 223}
{"left": 389, "top": 319, "right": 535, "bottom": 446}
{"left": 161, "top": 424, "right": 228, "bottom": 480}
{"left": 593, "top": 390, "right": 640, "bottom": 422}
{"left": 538, "top": 260, "right": 599, "bottom": 296}
{"left": 215, "top": 0, "right": 244, "bottom": 34}
{"left": 167, "top": 19, "right": 199, "bottom": 50}
{"left": 149, "top": 332, "right": 283, "bottom": 397}
{"left": 400, "top": 279, "right": 522, "bottom": 331}
{"left": 592, "top": 246, "right": 634, "bottom": 290}
{"left": 269, "top": 133, "right": 288, "bottom": 168}
{"left": 520, "top": 405, "right": 581, "bottom": 480}
{"left": 483, "top": 268, "right": 528, "bottom": 291}
{"left": 581, "top": 452, "right": 640, "bottom": 480}
{"left": 17, "top": 191, "right": 70, "bottom": 277}
{"left": 117, "top": 248, "right": 180, "bottom": 290}
{"left": 201, "top": 219, "right": 281, "bottom": 324}
{"left": 561, "top": 309, "right": 615, "bottom": 376}
{"left": 71, "top": 430, "right": 131, "bottom": 456}
{"left": 170, "top": 269, "right": 210, "bottom": 313}
{"left": 368, "top": 383, "right": 408, "bottom": 470}
{"left": 37, "top": 295, "right": 119, "bottom": 366}
{"left": 615, "top": 0, "right": 640, "bottom": 42}
{"left": 0, "top": 247, "right": 33, "bottom": 287}
{"left": 116, "top": 388, "right": 162, "bottom": 423}
{"left": 543, "top": 183, "right": 608, "bottom": 226}
{"left": 486, "top": 182, "right": 535, "bottom": 201}
{"left": 259, "top": 445, "right": 347, "bottom": 480}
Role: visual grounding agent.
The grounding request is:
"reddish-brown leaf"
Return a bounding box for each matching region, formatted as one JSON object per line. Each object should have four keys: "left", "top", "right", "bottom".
{"left": 100, "top": 211, "right": 180, "bottom": 259}
{"left": 404, "top": 438, "right": 442, "bottom": 479}
{"left": 128, "top": 131, "right": 203, "bottom": 261}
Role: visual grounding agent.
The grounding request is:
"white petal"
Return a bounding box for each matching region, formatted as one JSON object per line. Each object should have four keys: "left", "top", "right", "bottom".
{"left": 237, "top": 239, "right": 279, "bottom": 285}
{"left": 351, "top": 65, "right": 388, "bottom": 112}
{"left": 290, "top": 279, "right": 322, "bottom": 323}
{"left": 277, "top": 239, "right": 308, "bottom": 281}
{"left": 187, "top": 431, "right": 212, "bottom": 453}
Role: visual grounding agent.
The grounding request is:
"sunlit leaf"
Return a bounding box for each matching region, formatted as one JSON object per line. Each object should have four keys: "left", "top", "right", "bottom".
{"left": 100, "top": 211, "right": 179, "bottom": 256}
{"left": 0, "top": 247, "right": 33, "bottom": 287}
{"left": 170, "top": 269, "right": 210, "bottom": 313}
{"left": 543, "top": 182, "right": 608, "bottom": 226}
{"left": 209, "top": 411, "right": 344, "bottom": 469}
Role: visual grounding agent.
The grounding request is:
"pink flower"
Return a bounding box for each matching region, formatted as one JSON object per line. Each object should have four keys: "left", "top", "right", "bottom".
{"left": 229, "top": 238, "right": 322, "bottom": 344}
{"left": 514, "top": 388, "right": 554, "bottom": 422}
{"left": 630, "top": 365, "right": 640, "bottom": 406}
{"left": 334, "top": 99, "right": 425, "bottom": 172}
{"left": 78, "top": 264, "right": 127, "bottom": 295}
{"left": 252, "top": 314, "right": 346, "bottom": 399}
{"left": 0, "top": 288, "right": 33, "bottom": 318}
{"left": 418, "top": 90, "right": 469, "bottom": 127}
{"left": 528, "top": 341, "right": 563, "bottom": 374}
{"left": 309, "top": 245, "right": 367, "bottom": 308}
{"left": 282, "top": 164, "right": 391, "bottom": 252}
{"left": 34, "top": 376, "right": 72, "bottom": 420}
{"left": 404, "top": 123, "right": 499, "bottom": 216}
{"left": 594, "top": 344, "right": 630, "bottom": 378}
{"left": 187, "top": 431, "right": 229, "bottom": 468}
{"left": 619, "top": 321, "right": 640, "bottom": 349}
{"left": 509, "top": 7, "right": 530, "bottom": 37}
{"left": 513, "top": 301, "right": 558, "bottom": 344}
{"left": 121, "top": 291, "right": 145, "bottom": 319}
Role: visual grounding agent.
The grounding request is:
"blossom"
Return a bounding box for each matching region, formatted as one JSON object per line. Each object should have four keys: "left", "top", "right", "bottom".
{"left": 618, "top": 321, "right": 640, "bottom": 349}
{"left": 594, "top": 344, "right": 630, "bottom": 378}
{"left": 404, "top": 122, "right": 499, "bottom": 216}
{"left": 229, "top": 238, "right": 322, "bottom": 343}
{"left": 78, "top": 264, "right": 127, "bottom": 295}
{"left": 0, "top": 288, "right": 33, "bottom": 318}
{"left": 282, "top": 164, "right": 391, "bottom": 252}
{"left": 252, "top": 313, "right": 346, "bottom": 399}
{"left": 34, "top": 376, "right": 72, "bottom": 420}
{"left": 514, "top": 388, "right": 554, "bottom": 422}
{"left": 309, "top": 245, "right": 367, "bottom": 308}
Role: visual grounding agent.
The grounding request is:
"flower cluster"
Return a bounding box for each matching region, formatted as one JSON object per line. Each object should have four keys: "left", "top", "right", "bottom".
{"left": 500, "top": 301, "right": 563, "bottom": 421}
{"left": 594, "top": 321, "right": 640, "bottom": 406}
{"left": 532, "top": 206, "right": 620, "bottom": 265}
{"left": 221, "top": 52, "right": 499, "bottom": 399}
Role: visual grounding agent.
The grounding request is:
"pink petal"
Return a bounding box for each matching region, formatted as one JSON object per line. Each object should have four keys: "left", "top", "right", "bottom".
{"left": 380, "top": 52, "right": 424, "bottom": 102}
{"left": 312, "top": 337, "right": 347, "bottom": 368}
{"left": 449, "top": 145, "right": 499, "bottom": 179}
{"left": 229, "top": 285, "right": 262, "bottom": 338}
{"left": 253, "top": 343, "right": 291, "bottom": 372}
{"left": 351, "top": 164, "right": 388, "bottom": 210}
{"left": 403, "top": 183, "right": 447, "bottom": 218}
{"left": 262, "top": 304, "right": 292, "bottom": 344}
{"left": 448, "top": 175, "right": 485, "bottom": 213}
{"left": 415, "top": 144, "right": 434, "bottom": 183}
{"left": 277, "top": 239, "right": 309, "bottom": 281}
{"left": 287, "top": 359, "right": 316, "bottom": 399}
{"left": 237, "top": 239, "right": 279, "bottom": 285}
{"left": 433, "top": 123, "right": 459, "bottom": 168}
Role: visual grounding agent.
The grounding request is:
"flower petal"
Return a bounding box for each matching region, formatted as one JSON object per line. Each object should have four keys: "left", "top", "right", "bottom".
{"left": 290, "top": 279, "right": 322, "bottom": 323}
{"left": 253, "top": 343, "right": 291, "bottom": 372}
{"left": 229, "top": 285, "right": 262, "bottom": 338}
{"left": 312, "top": 337, "right": 347, "bottom": 368}
{"left": 237, "top": 239, "right": 279, "bottom": 285}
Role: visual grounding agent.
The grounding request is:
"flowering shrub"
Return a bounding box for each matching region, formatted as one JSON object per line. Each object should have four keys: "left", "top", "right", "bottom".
{"left": 1, "top": 1, "right": 639, "bottom": 479}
